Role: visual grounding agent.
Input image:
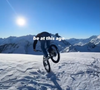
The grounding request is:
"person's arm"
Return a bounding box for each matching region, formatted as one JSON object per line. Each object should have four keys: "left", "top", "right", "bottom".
{"left": 33, "top": 33, "right": 42, "bottom": 51}
{"left": 33, "top": 40, "right": 38, "bottom": 51}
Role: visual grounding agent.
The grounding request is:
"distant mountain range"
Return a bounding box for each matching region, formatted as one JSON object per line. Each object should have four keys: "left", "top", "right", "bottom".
{"left": 66, "top": 35, "right": 100, "bottom": 52}
{"left": 0, "top": 34, "right": 100, "bottom": 54}
{"left": 0, "top": 33, "right": 75, "bottom": 54}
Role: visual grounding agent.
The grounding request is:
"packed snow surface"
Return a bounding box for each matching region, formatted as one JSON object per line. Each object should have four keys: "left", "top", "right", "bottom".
{"left": 0, "top": 53, "right": 100, "bottom": 90}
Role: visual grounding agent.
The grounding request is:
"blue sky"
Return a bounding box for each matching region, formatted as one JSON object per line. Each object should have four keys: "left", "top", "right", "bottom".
{"left": 0, "top": 0, "right": 100, "bottom": 39}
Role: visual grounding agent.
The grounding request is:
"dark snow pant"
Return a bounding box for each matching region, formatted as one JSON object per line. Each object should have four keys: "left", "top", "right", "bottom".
{"left": 40, "top": 40, "right": 50, "bottom": 57}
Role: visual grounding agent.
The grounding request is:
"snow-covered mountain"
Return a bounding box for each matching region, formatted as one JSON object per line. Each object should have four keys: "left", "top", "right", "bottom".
{"left": 0, "top": 33, "right": 75, "bottom": 54}
{"left": 67, "top": 35, "right": 97, "bottom": 46}
{"left": 0, "top": 34, "right": 100, "bottom": 54}
{"left": 67, "top": 35, "right": 100, "bottom": 52}
{"left": 0, "top": 53, "right": 100, "bottom": 90}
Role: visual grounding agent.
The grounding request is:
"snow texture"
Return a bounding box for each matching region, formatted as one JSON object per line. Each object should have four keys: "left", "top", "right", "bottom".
{"left": 0, "top": 53, "right": 100, "bottom": 90}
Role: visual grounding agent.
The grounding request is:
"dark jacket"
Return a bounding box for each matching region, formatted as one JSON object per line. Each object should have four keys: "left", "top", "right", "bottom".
{"left": 33, "top": 32, "right": 51, "bottom": 49}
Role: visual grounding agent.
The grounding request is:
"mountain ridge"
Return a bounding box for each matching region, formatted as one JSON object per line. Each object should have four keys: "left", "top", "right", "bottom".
{"left": 67, "top": 35, "right": 100, "bottom": 52}
{"left": 0, "top": 33, "right": 75, "bottom": 54}
{"left": 0, "top": 34, "right": 100, "bottom": 53}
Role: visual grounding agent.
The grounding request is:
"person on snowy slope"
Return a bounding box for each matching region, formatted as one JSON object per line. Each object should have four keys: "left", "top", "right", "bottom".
{"left": 33, "top": 31, "right": 51, "bottom": 60}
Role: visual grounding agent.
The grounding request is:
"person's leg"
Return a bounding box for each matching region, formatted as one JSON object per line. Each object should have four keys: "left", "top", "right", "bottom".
{"left": 46, "top": 40, "right": 53, "bottom": 53}
{"left": 46, "top": 40, "right": 51, "bottom": 53}
{"left": 46, "top": 40, "right": 50, "bottom": 49}
{"left": 40, "top": 40, "right": 48, "bottom": 57}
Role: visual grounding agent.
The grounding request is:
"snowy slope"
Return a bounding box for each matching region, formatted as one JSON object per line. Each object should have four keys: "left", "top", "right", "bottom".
{"left": 0, "top": 53, "right": 100, "bottom": 90}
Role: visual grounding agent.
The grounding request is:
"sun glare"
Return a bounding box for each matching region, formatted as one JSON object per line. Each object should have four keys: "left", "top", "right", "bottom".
{"left": 16, "top": 17, "right": 26, "bottom": 26}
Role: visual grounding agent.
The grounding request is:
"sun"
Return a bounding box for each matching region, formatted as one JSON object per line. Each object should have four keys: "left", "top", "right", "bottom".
{"left": 16, "top": 17, "right": 26, "bottom": 26}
